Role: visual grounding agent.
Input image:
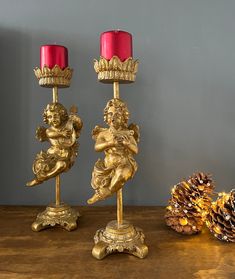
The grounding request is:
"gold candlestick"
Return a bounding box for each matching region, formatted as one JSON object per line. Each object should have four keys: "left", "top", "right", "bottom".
{"left": 88, "top": 56, "right": 148, "bottom": 259}
{"left": 27, "top": 65, "right": 83, "bottom": 232}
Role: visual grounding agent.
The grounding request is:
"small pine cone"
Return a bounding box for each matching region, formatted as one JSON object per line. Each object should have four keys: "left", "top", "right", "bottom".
{"left": 206, "top": 189, "right": 235, "bottom": 242}
{"left": 165, "top": 210, "right": 204, "bottom": 234}
{"left": 165, "top": 172, "right": 215, "bottom": 235}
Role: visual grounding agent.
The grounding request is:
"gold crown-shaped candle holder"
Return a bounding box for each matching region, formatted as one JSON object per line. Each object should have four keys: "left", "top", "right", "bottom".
{"left": 27, "top": 65, "right": 83, "bottom": 232}
{"left": 88, "top": 56, "right": 148, "bottom": 259}
{"left": 94, "top": 56, "right": 139, "bottom": 83}
{"left": 34, "top": 65, "right": 73, "bottom": 88}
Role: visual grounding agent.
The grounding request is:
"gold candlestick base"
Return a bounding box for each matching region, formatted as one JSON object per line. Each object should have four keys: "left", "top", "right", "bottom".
{"left": 31, "top": 203, "right": 79, "bottom": 232}
{"left": 92, "top": 220, "right": 148, "bottom": 260}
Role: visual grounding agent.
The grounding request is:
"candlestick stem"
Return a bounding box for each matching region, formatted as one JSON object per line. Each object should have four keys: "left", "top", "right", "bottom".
{"left": 53, "top": 86, "right": 58, "bottom": 103}
{"left": 113, "top": 80, "right": 123, "bottom": 227}
{"left": 113, "top": 81, "right": 120, "bottom": 99}
{"left": 55, "top": 175, "right": 61, "bottom": 206}
{"left": 117, "top": 189, "right": 123, "bottom": 227}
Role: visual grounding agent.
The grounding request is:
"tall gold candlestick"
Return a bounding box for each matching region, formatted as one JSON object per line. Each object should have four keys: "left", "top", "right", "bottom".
{"left": 27, "top": 63, "right": 83, "bottom": 232}
{"left": 88, "top": 55, "right": 148, "bottom": 259}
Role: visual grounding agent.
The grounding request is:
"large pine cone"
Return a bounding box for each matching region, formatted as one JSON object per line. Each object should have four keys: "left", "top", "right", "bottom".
{"left": 165, "top": 172, "right": 214, "bottom": 234}
{"left": 206, "top": 189, "right": 235, "bottom": 242}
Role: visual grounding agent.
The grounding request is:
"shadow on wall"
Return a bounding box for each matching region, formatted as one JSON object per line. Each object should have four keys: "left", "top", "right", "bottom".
{"left": 0, "top": 28, "right": 32, "bottom": 203}
{"left": 123, "top": 44, "right": 165, "bottom": 205}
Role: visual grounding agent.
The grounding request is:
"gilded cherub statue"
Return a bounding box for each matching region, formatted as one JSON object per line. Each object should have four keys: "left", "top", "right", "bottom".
{"left": 90, "top": 50, "right": 148, "bottom": 259}
{"left": 87, "top": 98, "right": 139, "bottom": 204}
{"left": 27, "top": 102, "right": 83, "bottom": 187}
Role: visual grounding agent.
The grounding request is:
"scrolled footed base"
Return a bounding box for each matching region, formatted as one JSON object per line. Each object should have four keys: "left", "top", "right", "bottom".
{"left": 92, "top": 220, "right": 148, "bottom": 260}
{"left": 31, "top": 203, "right": 79, "bottom": 232}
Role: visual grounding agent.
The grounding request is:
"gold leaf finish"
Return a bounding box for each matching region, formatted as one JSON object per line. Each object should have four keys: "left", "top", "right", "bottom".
{"left": 31, "top": 203, "right": 79, "bottom": 232}
{"left": 92, "top": 220, "right": 148, "bottom": 260}
{"left": 88, "top": 74, "right": 148, "bottom": 259}
{"left": 87, "top": 98, "right": 139, "bottom": 204}
{"left": 27, "top": 70, "right": 83, "bottom": 231}
{"left": 27, "top": 103, "right": 83, "bottom": 187}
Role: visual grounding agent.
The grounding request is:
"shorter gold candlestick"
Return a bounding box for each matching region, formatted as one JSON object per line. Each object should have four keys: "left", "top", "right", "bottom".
{"left": 88, "top": 56, "right": 148, "bottom": 259}
{"left": 27, "top": 65, "right": 83, "bottom": 232}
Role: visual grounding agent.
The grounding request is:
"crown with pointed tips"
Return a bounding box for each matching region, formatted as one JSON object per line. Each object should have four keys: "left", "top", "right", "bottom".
{"left": 94, "top": 56, "right": 139, "bottom": 83}
{"left": 34, "top": 65, "right": 73, "bottom": 88}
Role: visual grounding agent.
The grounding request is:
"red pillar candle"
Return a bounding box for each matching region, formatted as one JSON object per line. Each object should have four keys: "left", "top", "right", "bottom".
{"left": 100, "top": 30, "right": 133, "bottom": 61}
{"left": 40, "top": 45, "right": 68, "bottom": 69}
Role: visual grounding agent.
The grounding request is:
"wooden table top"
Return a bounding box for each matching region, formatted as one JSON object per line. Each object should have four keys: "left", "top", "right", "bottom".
{"left": 0, "top": 206, "right": 234, "bottom": 279}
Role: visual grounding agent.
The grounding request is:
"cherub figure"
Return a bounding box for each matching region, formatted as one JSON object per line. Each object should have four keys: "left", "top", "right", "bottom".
{"left": 87, "top": 98, "right": 139, "bottom": 204}
{"left": 27, "top": 102, "right": 83, "bottom": 187}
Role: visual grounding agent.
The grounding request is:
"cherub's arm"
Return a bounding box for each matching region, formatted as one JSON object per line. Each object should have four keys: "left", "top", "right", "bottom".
{"left": 92, "top": 126, "right": 116, "bottom": 152}
{"left": 36, "top": 126, "right": 48, "bottom": 142}
{"left": 46, "top": 128, "right": 69, "bottom": 139}
{"left": 94, "top": 134, "right": 117, "bottom": 152}
{"left": 123, "top": 136, "right": 138, "bottom": 154}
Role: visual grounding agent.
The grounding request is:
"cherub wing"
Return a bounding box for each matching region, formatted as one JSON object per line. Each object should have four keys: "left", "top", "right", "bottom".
{"left": 35, "top": 126, "right": 47, "bottom": 142}
{"left": 69, "top": 105, "right": 83, "bottom": 137}
{"left": 128, "top": 123, "right": 140, "bottom": 143}
{"left": 70, "top": 105, "right": 78, "bottom": 114}
{"left": 92, "top": 125, "right": 106, "bottom": 141}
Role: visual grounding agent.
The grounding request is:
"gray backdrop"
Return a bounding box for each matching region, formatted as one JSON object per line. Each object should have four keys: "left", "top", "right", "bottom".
{"left": 1, "top": 0, "right": 235, "bottom": 205}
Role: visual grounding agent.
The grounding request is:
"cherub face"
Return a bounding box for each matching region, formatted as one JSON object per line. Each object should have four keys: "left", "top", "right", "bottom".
{"left": 107, "top": 106, "right": 123, "bottom": 129}
{"left": 46, "top": 111, "right": 62, "bottom": 128}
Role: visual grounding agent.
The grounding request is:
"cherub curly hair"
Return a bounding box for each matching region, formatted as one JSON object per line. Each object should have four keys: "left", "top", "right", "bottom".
{"left": 103, "top": 98, "right": 129, "bottom": 126}
{"left": 43, "top": 103, "right": 68, "bottom": 125}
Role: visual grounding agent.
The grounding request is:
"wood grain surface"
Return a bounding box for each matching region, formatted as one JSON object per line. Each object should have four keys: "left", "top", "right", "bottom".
{"left": 0, "top": 206, "right": 234, "bottom": 279}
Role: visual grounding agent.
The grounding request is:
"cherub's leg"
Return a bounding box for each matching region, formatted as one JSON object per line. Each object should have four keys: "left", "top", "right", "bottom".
{"left": 46, "top": 161, "right": 67, "bottom": 178}
{"left": 87, "top": 194, "right": 100, "bottom": 204}
{"left": 87, "top": 187, "right": 112, "bottom": 204}
{"left": 88, "top": 165, "right": 132, "bottom": 203}
{"left": 109, "top": 165, "right": 132, "bottom": 193}
{"left": 88, "top": 163, "right": 133, "bottom": 204}
{"left": 26, "top": 161, "right": 66, "bottom": 187}
{"left": 26, "top": 179, "right": 42, "bottom": 187}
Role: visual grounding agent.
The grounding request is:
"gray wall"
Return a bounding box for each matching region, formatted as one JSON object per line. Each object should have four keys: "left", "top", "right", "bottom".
{"left": 1, "top": 0, "right": 235, "bottom": 206}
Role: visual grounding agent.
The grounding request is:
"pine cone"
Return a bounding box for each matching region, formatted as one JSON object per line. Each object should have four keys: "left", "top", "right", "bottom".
{"left": 206, "top": 189, "right": 235, "bottom": 242}
{"left": 165, "top": 172, "right": 215, "bottom": 234}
